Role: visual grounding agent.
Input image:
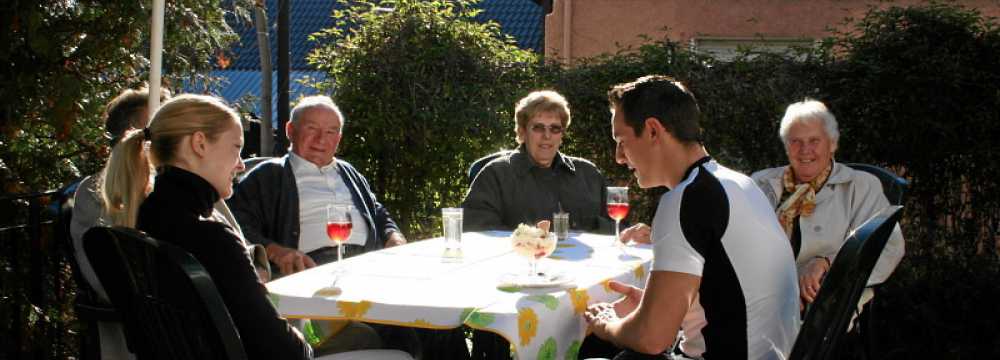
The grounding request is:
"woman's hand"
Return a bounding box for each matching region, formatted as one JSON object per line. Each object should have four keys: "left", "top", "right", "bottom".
{"left": 799, "top": 257, "right": 831, "bottom": 305}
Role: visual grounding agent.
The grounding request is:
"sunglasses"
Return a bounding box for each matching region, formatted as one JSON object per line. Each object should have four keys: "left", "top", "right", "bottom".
{"left": 529, "top": 123, "right": 565, "bottom": 135}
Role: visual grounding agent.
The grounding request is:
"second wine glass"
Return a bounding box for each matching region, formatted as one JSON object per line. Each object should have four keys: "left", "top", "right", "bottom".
{"left": 607, "top": 186, "right": 630, "bottom": 246}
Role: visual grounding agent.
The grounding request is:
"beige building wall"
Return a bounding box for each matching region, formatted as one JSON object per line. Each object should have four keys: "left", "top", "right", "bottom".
{"left": 545, "top": 0, "right": 1000, "bottom": 61}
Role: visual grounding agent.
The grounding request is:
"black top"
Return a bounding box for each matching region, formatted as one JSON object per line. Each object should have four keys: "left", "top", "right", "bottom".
{"left": 462, "top": 145, "right": 615, "bottom": 233}
{"left": 138, "top": 166, "right": 312, "bottom": 360}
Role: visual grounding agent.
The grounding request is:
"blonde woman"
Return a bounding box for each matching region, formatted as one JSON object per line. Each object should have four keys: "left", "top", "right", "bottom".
{"left": 101, "top": 94, "right": 411, "bottom": 360}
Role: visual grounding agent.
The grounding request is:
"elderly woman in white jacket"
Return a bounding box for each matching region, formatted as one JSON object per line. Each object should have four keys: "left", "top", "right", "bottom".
{"left": 751, "top": 99, "right": 904, "bottom": 309}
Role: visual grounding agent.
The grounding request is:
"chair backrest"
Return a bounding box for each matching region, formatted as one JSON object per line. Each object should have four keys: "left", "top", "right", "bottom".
{"left": 238, "top": 156, "right": 274, "bottom": 181}
{"left": 789, "top": 205, "right": 903, "bottom": 360}
{"left": 83, "top": 226, "right": 247, "bottom": 360}
{"left": 55, "top": 180, "right": 118, "bottom": 360}
{"left": 468, "top": 150, "right": 515, "bottom": 184}
{"left": 845, "top": 163, "right": 908, "bottom": 206}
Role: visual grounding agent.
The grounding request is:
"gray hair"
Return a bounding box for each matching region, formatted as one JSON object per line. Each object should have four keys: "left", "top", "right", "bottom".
{"left": 778, "top": 99, "right": 839, "bottom": 148}
{"left": 290, "top": 95, "right": 344, "bottom": 129}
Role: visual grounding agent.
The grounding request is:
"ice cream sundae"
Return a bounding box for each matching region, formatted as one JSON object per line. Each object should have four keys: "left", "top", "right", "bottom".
{"left": 511, "top": 221, "right": 557, "bottom": 260}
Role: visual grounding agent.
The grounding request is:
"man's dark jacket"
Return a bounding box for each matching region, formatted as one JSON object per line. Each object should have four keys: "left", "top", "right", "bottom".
{"left": 228, "top": 156, "right": 400, "bottom": 260}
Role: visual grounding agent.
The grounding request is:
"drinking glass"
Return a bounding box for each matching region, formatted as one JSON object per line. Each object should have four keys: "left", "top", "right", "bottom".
{"left": 607, "top": 186, "right": 630, "bottom": 246}
{"left": 326, "top": 204, "right": 353, "bottom": 264}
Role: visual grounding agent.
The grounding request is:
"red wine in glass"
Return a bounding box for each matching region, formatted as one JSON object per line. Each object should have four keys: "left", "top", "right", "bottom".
{"left": 326, "top": 221, "right": 352, "bottom": 245}
{"left": 326, "top": 204, "right": 353, "bottom": 263}
{"left": 607, "top": 187, "right": 629, "bottom": 246}
{"left": 607, "top": 203, "right": 630, "bottom": 221}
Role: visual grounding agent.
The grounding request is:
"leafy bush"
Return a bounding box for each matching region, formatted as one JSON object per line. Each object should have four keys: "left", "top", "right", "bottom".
{"left": 0, "top": 0, "right": 245, "bottom": 192}
{"left": 1, "top": 2, "right": 247, "bottom": 359}
{"left": 308, "top": 0, "right": 538, "bottom": 235}
{"left": 818, "top": 4, "right": 1000, "bottom": 358}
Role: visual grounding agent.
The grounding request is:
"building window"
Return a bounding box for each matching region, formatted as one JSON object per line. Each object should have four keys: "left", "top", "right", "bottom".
{"left": 689, "top": 36, "right": 816, "bottom": 61}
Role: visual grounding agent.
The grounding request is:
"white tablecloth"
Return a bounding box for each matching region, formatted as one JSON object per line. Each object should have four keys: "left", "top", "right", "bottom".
{"left": 266, "top": 231, "right": 653, "bottom": 359}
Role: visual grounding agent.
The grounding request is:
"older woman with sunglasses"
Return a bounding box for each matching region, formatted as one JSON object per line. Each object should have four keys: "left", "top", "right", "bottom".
{"left": 463, "top": 90, "right": 615, "bottom": 234}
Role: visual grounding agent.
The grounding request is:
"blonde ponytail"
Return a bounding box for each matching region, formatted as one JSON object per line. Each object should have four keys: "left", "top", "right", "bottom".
{"left": 101, "top": 128, "right": 153, "bottom": 228}
{"left": 99, "top": 94, "right": 240, "bottom": 228}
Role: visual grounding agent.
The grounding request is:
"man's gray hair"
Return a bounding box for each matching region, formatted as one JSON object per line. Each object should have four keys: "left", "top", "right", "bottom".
{"left": 290, "top": 95, "right": 344, "bottom": 129}
{"left": 778, "top": 99, "right": 840, "bottom": 148}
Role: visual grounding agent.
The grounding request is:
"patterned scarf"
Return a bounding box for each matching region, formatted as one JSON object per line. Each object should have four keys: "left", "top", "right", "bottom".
{"left": 776, "top": 163, "right": 832, "bottom": 237}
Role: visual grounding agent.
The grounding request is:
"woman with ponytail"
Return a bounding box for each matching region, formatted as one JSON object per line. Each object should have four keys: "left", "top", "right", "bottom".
{"left": 99, "top": 94, "right": 316, "bottom": 360}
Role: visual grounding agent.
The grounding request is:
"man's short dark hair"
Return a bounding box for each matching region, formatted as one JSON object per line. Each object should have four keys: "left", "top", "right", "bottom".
{"left": 607, "top": 75, "right": 703, "bottom": 143}
{"left": 103, "top": 86, "right": 171, "bottom": 145}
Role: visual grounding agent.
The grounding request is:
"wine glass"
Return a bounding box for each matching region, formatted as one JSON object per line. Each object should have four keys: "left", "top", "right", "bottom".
{"left": 607, "top": 187, "right": 630, "bottom": 246}
{"left": 326, "top": 204, "right": 353, "bottom": 265}
{"left": 510, "top": 228, "right": 558, "bottom": 284}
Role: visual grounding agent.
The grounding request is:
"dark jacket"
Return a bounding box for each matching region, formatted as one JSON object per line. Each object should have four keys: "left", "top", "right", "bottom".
{"left": 227, "top": 156, "right": 400, "bottom": 258}
{"left": 462, "top": 147, "right": 615, "bottom": 234}
{"left": 138, "top": 166, "right": 312, "bottom": 360}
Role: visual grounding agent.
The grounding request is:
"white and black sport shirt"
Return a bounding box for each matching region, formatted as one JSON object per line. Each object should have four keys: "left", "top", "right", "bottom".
{"left": 651, "top": 157, "right": 800, "bottom": 360}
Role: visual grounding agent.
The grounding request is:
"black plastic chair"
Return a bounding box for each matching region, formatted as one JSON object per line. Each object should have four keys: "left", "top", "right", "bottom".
{"left": 789, "top": 205, "right": 903, "bottom": 360}
{"left": 55, "top": 180, "right": 121, "bottom": 360}
{"left": 83, "top": 226, "right": 248, "bottom": 360}
{"left": 845, "top": 163, "right": 908, "bottom": 358}
{"left": 845, "top": 163, "right": 908, "bottom": 206}
{"left": 468, "top": 150, "right": 515, "bottom": 184}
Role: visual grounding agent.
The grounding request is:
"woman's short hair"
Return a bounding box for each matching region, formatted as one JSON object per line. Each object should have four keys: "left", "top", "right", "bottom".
{"left": 778, "top": 99, "right": 840, "bottom": 148}
{"left": 513, "top": 90, "right": 571, "bottom": 143}
{"left": 102, "top": 94, "right": 240, "bottom": 228}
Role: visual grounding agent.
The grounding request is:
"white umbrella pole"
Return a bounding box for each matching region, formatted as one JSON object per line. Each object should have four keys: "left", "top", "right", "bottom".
{"left": 148, "top": 0, "right": 165, "bottom": 116}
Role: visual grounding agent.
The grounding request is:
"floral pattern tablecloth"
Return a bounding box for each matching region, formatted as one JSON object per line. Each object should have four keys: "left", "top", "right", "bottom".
{"left": 266, "top": 231, "right": 653, "bottom": 359}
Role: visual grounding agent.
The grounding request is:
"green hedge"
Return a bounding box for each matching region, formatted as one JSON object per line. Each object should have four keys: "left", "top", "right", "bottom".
{"left": 307, "top": 0, "right": 538, "bottom": 235}
{"left": 311, "top": 1, "right": 1000, "bottom": 358}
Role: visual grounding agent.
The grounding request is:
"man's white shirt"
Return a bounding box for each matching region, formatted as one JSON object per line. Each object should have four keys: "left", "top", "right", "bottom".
{"left": 289, "top": 153, "right": 369, "bottom": 253}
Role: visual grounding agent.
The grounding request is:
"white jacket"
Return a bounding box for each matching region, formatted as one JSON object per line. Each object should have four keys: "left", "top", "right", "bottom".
{"left": 751, "top": 162, "right": 905, "bottom": 286}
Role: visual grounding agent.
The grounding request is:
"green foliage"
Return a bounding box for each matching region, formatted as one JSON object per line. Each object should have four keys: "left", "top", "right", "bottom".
{"left": 816, "top": 4, "right": 1000, "bottom": 358}
{"left": 308, "top": 0, "right": 538, "bottom": 236}
{"left": 0, "top": 0, "right": 246, "bottom": 192}
{"left": 1, "top": 2, "right": 248, "bottom": 359}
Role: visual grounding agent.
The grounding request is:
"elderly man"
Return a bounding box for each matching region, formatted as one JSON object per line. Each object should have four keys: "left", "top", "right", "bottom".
{"left": 462, "top": 90, "right": 614, "bottom": 233}
{"left": 582, "top": 76, "right": 800, "bottom": 360}
{"left": 229, "top": 95, "right": 406, "bottom": 276}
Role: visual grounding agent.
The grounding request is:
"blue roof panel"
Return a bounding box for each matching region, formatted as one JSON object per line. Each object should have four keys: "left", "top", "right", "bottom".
{"left": 477, "top": 0, "right": 544, "bottom": 52}
{"left": 191, "top": 70, "right": 327, "bottom": 124}
{"left": 222, "top": 0, "right": 543, "bottom": 71}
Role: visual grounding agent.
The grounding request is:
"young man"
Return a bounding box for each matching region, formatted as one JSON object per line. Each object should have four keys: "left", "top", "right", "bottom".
{"left": 584, "top": 75, "right": 800, "bottom": 359}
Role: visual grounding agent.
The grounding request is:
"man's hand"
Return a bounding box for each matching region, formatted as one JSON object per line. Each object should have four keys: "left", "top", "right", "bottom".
{"left": 583, "top": 302, "right": 620, "bottom": 341}
{"left": 582, "top": 280, "right": 643, "bottom": 343}
{"left": 799, "top": 257, "right": 830, "bottom": 305}
{"left": 608, "top": 280, "right": 644, "bottom": 317}
{"left": 385, "top": 231, "right": 407, "bottom": 248}
{"left": 620, "top": 223, "right": 652, "bottom": 244}
{"left": 266, "top": 243, "right": 316, "bottom": 275}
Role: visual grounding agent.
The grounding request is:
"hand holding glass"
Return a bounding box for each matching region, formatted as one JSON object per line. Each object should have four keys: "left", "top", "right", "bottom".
{"left": 607, "top": 186, "right": 630, "bottom": 246}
